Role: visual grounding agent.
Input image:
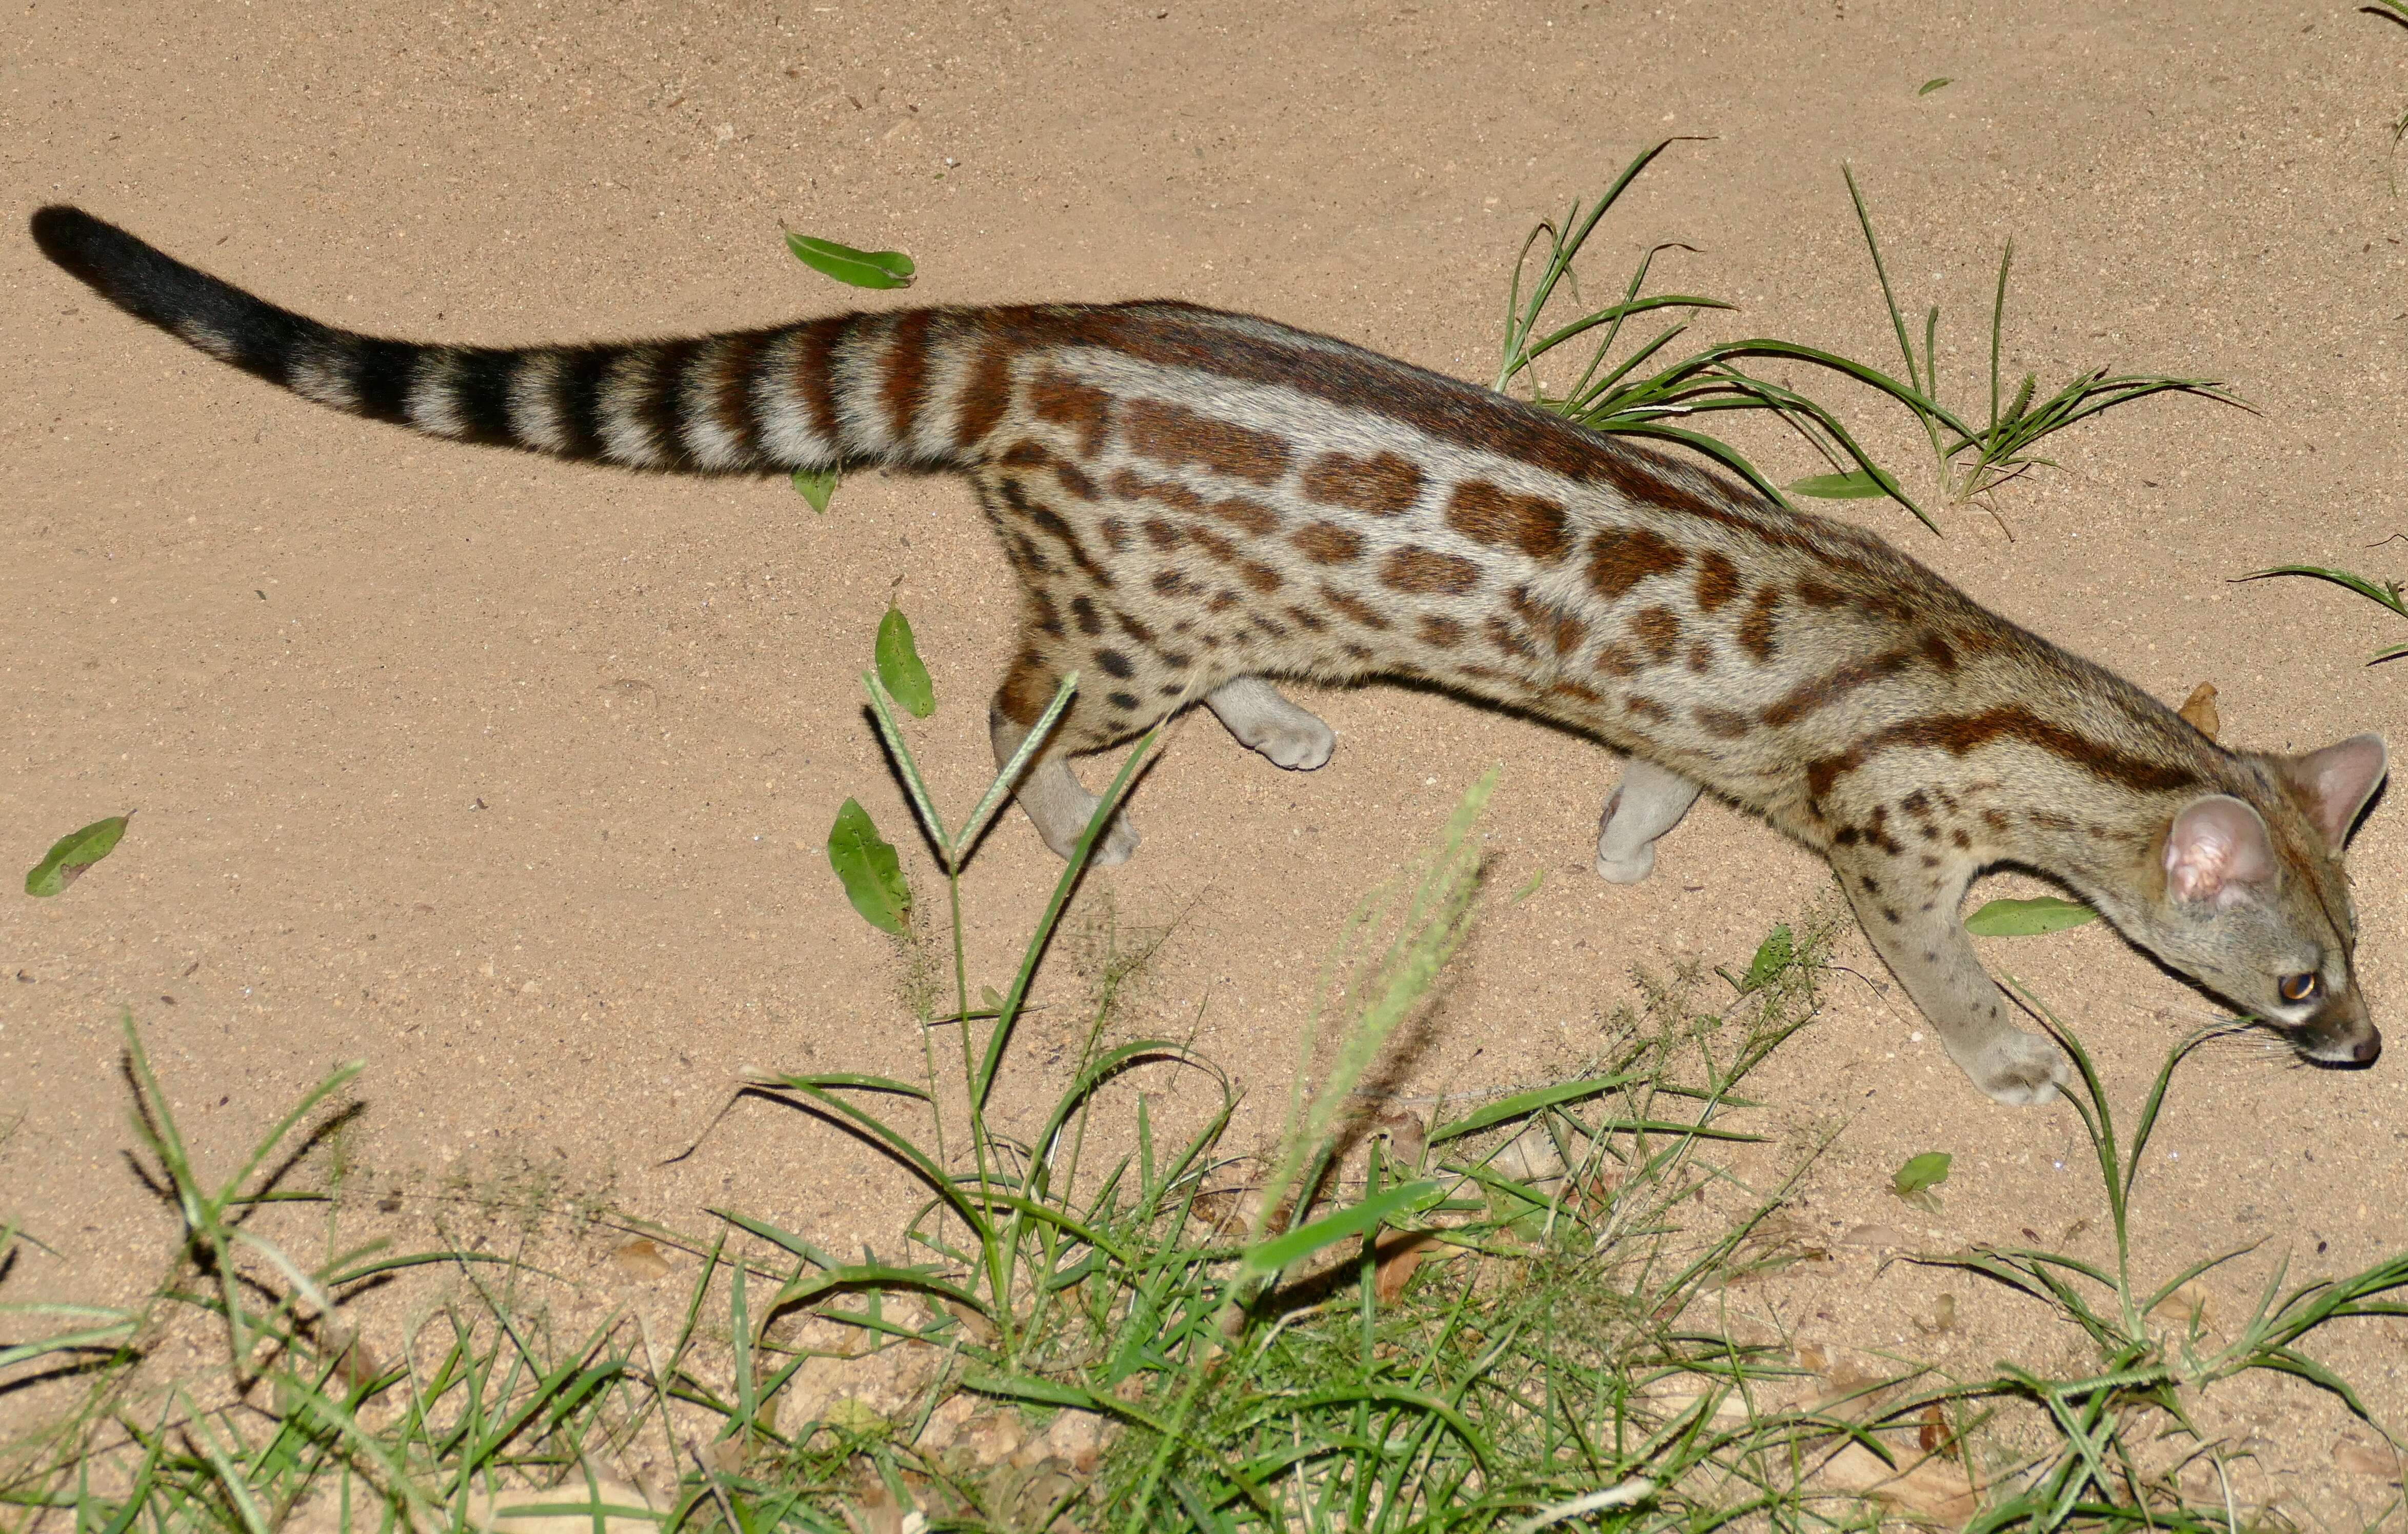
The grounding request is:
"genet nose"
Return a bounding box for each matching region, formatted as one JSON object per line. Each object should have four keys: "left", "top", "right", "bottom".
{"left": 2353, "top": 1028, "right": 2383, "bottom": 1066}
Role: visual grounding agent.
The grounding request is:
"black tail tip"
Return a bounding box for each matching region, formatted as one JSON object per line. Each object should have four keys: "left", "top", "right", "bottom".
{"left": 29, "top": 204, "right": 119, "bottom": 281}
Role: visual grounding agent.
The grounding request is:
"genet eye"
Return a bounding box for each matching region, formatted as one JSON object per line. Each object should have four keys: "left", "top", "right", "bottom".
{"left": 2278, "top": 972, "right": 2322, "bottom": 1004}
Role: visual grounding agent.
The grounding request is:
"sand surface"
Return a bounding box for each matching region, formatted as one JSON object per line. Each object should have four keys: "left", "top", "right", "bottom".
{"left": 9, "top": 0, "right": 2408, "bottom": 1513}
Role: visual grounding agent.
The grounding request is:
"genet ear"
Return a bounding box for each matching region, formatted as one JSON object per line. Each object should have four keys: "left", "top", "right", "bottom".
{"left": 2163, "top": 794, "right": 2276, "bottom": 907}
{"left": 2281, "top": 734, "right": 2389, "bottom": 850}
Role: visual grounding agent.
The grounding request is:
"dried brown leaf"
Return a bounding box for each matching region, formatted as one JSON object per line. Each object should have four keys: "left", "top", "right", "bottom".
{"left": 610, "top": 1239, "right": 672, "bottom": 1281}
{"left": 1374, "top": 1231, "right": 1440, "bottom": 1304}
{"left": 1917, "top": 1403, "right": 1957, "bottom": 1460}
{"left": 1185, "top": 1186, "right": 1260, "bottom": 1236}
{"left": 2178, "top": 681, "right": 2221, "bottom": 741}
{"left": 939, "top": 1296, "right": 999, "bottom": 1346}
{"left": 2334, "top": 1436, "right": 2403, "bottom": 1481}
{"left": 1835, "top": 1223, "right": 1915, "bottom": 1251}
{"left": 2151, "top": 1279, "right": 2212, "bottom": 1332}
{"left": 1375, "top": 1107, "right": 1429, "bottom": 1170}
{"left": 321, "top": 1324, "right": 384, "bottom": 1392}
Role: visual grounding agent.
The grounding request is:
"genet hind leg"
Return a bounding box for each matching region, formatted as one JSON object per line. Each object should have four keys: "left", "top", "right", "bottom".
{"left": 1206, "top": 676, "right": 1335, "bottom": 770}
{"left": 1595, "top": 758, "right": 1703, "bottom": 884}
{"left": 988, "top": 647, "right": 1142, "bottom": 866}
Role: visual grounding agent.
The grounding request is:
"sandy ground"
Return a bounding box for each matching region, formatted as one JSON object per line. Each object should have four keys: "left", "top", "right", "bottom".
{"left": 9, "top": 0, "right": 2408, "bottom": 1516}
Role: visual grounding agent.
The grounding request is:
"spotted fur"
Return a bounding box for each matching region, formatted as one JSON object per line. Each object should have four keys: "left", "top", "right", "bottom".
{"left": 29, "top": 204, "right": 2389, "bottom": 1104}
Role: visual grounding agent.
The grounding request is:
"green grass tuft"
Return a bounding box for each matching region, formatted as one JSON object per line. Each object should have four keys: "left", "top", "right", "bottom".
{"left": 2239, "top": 560, "right": 2408, "bottom": 663}
{"left": 1825, "top": 166, "right": 2247, "bottom": 523}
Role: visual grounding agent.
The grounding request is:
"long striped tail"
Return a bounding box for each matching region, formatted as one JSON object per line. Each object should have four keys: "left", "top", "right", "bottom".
{"left": 29, "top": 205, "right": 977, "bottom": 475}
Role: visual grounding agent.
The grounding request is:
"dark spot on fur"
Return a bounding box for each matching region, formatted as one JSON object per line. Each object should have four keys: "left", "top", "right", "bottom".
{"left": 1292, "top": 521, "right": 1365, "bottom": 564}
{"left": 1625, "top": 694, "right": 1672, "bottom": 723}
{"left": 1586, "top": 525, "right": 1688, "bottom": 600}
{"left": 1446, "top": 481, "right": 1572, "bottom": 561}
{"left": 1124, "top": 397, "right": 1291, "bottom": 484}
{"left": 1380, "top": 546, "right": 1480, "bottom": 595}
{"left": 1207, "top": 495, "right": 1282, "bottom": 535}
{"left": 1030, "top": 587, "right": 1064, "bottom": 636}
{"left": 1737, "top": 586, "right": 1781, "bottom": 663}
{"left": 1694, "top": 549, "right": 1742, "bottom": 612}
{"left": 1485, "top": 617, "right": 1537, "bottom": 660}
{"left": 1630, "top": 606, "right": 1682, "bottom": 663}
{"left": 1324, "top": 586, "right": 1392, "bottom": 630}
{"left": 1301, "top": 449, "right": 1424, "bottom": 515}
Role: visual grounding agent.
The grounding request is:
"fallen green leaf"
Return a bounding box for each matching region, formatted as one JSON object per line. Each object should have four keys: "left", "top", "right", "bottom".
{"left": 1895, "top": 1149, "right": 1952, "bottom": 1213}
{"left": 1918, "top": 77, "right": 1952, "bottom": 96}
{"left": 25, "top": 814, "right": 129, "bottom": 898}
{"left": 1787, "top": 469, "right": 1889, "bottom": 499}
{"left": 875, "top": 604, "right": 936, "bottom": 719}
{"left": 1964, "top": 895, "right": 2099, "bottom": 937}
{"left": 784, "top": 232, "right": 916, "bottom": 290}
{"left": 827, "top": 799, "right": 910, "bottom": 936}
{"left": 1717, "top": 923, "right": 1794, "bottom": 995}
{"left": 1894, "top": 1151, "right": 1952, "bottom": 1196}
{"left": 791, "top": 468, "right": 838, "bottom": 513}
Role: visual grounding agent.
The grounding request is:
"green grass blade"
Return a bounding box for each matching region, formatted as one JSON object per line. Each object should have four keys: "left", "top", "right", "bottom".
{"left": 1989, "top": 241, "right": 2012, "bottom": 432}
{"left": 1841, "top": 164, "right": 1923, "bottom": 394}
{"left": 738, "top": 1073, "right": 989, "bottom": 1242}
{"left": 0, "top": 1323, "right": 138, "bottom": 1370}
{"left": 860, "top": 676, "right": 948, "bottom": 862}
{"left": 182, "top": 1400, "right": 272, "bottom": 1534}
{"left": 1788, "top": 470, "right": 1888, "bottom": 499}
{"left": 975, "top": 719, "right": 1165, "bottom": 1111}
{"left": 2124, "top": 1025, "right": 2237, "bottom": 1186}
{"left": 1238, "top": 1181, "right": 1438, "bottom": 1279}
{"left": 2241, "top": 564, "right": 2408, "bottom": 617}
{"left": 1426, "top": 1075, "right": 1641, "bottom": 1145}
